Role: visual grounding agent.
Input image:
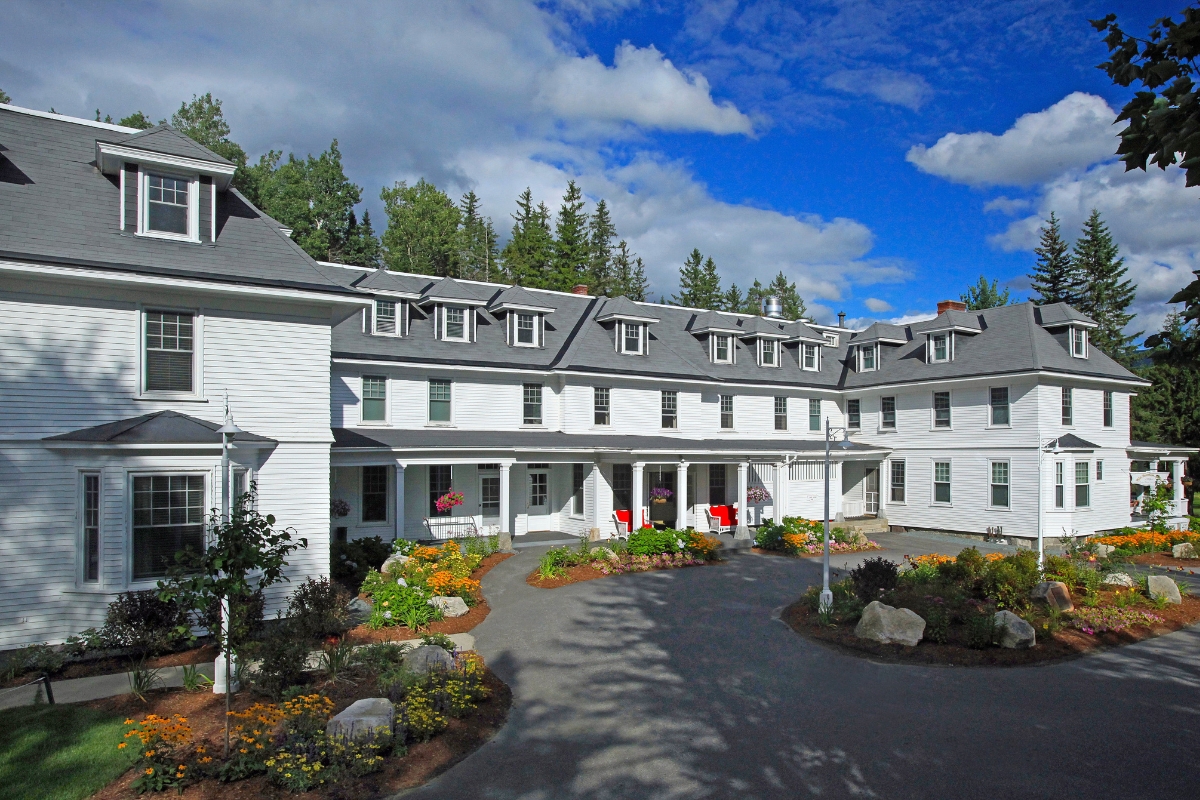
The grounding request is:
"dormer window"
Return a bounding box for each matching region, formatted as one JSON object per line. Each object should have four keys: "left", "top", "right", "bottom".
{"left": 442, "top": 305, "right": 469, "bottom": 341}
{"left": 823, "top": 332, "right": 839, "bottom": 347}
{"left": 859, "top": 344, "right": 877, "bottom": 372}
{"left": 619, "top": 321, "right": 645, "bottom": 355}
{"left": 712, "top": 334, "right": 732, "bottom": 364}
{"left": 516, "top": 313, "right": 536, "bottom": 345}
{"left": 1071, "top": 326, "right": 1088, "bottom": 358}
{"left": 506, "top": 311, "right": 545, "bottom": 348}
{"left": 373, "top": 299, "right": 408, "bottom": 336}
{"left": 758, "top": 339, "right": 779, "bottom": 367}
{"left": 930, "top": 332, "right": 951, "bottom": 363}
{"left": 801, "top": 343, "right": 820, "bottom": 371}
{"left": 141, "top": 171, "right": 198, "bottom": 241}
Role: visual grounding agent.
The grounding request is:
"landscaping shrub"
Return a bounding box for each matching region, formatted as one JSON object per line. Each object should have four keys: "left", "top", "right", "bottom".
{"left": 98, "top": 590, "right": 192, "bottom": 655}
{"left": 462, "top": 534, "right": 499, "bottom": 558}
{"left": 0, "top": 642, "right": 66, "bottom": 681}
{"left": 849, "top": 557, "right": 899, "bottom": 601}
{"left": 754, "top": 524, "right": 786, "bottom": 550}
{"left": 981, "top": 550, "right": 1039, "bottom": 610}
{"left": 922, "top": 602, "right": 951, "bottom": 644}
{"left": 964, "top": 607, "right": 997, "bottom": 649}
{"left": 537, "top": 546, "right": 574, "bottom": 578}
{"left": 937, "top": 547, "right": 990, "bottom": 586}
{"left": 684, "top": 530, "right": 722, "bottom": 560}
{"left": 331, "top": 535, "right": 392, "bottom": 594}
{"left": 248, "top": 620, "right": 311, "bottom": 700}
{"left": 627, "top": 527, "right": 685, "bottom": 556}
{"left": 361, "top": 570, "right": 442, "bottom": 630}
{"left": 287, "top": 578, "right": 352, "bottom": 641}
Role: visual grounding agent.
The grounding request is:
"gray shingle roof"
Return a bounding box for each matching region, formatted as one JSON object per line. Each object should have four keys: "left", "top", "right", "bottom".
{"left": 489, "top": 284, "right": 557, "bottom": 312}
{"left": 596, "top": 296, "right": 660, "bottom": 322}
{"left": 1037, "top": 303, "right": 1097, "bottom": 328}
{"left": 420, "top": 277, "right": 491, "bottom": 304}
{"left": 785, "top": 320, "right": 828, "bottom": 344}
{"left": 354, "top": 268, "right": 427, "bottom": 296}
{"left": 100, "top": 124, "right": 234, "bottom": 165}
{"left": 44, "top": 410, "right": 274, "bottom": 445}
{"left": 737, "top": 316, "right": 791, "bottom": 338}
{"left": 850, "top": 322, "right": 908, "bottom": 344}
{"left": 0, "top": 107, "right": 357, "bottom": 296}
{"left": 690, "top": 310, "right": 743, "bottom": 334}
{"left": 1048, "top": 433, "right": 1100, "bottom": 451}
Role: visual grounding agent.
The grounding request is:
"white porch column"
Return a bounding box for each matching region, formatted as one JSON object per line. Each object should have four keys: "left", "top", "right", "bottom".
{"left": 499, "top": 462, "right": 512, "bottom": 534}
{"left": 676, "top": 461, "right": 689, "bottom": 530}
{"left": 590, "top": 461, "right": 604, "bottom": 539}
{"left": 632, "top": 462, "right": 645, "bottom": 530}
{"left": 394, "top": 462, "right": 406, "bottom": 541}
{"left": 735, "top": 461, "right": 751, "bottom": 539}
{"left": 772, "top": 461, "right": 784, "bottom": 524}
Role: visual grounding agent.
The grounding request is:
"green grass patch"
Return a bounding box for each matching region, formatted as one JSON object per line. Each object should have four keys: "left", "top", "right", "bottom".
{"left": 0, "top": 703, "right": 135, "bottom": 800}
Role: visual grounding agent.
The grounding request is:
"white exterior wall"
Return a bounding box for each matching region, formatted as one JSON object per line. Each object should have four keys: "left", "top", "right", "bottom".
{"left": 0, "top": 278, "right": 335, "bottom": 647}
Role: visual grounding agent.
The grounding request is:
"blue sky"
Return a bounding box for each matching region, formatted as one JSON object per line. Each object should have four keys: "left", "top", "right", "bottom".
{"left": 1, "top": 1, "right": 1194, "bottom": 331}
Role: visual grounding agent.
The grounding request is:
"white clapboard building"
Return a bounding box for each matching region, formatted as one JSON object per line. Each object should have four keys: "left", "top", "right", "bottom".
{"left": 0, "top": 104, "right": 1192, "bottom": 649}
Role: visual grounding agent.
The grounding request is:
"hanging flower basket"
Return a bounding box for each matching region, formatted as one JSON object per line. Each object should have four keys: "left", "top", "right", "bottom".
{"left": 746, "top": 486, "right": 771, "bottom": 504}
{"left": 330, "top": 498, "right": 350, "bottom": 519}
{"left": 435, "top": 490, "right": 465, "bottom": 513}
{"left": 649, "top": 487, "right": 673, "bottom": 504}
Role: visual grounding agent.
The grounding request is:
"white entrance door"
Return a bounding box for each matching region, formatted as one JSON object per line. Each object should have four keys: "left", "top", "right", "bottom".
{"left": 527, "top": 468, "right": 550, "bottom": 529}
{"left": 864, "top": 468, "right": 879, "bottom": 515}
{"left": 480, "top": 473, "right": 500, "bottom": 529}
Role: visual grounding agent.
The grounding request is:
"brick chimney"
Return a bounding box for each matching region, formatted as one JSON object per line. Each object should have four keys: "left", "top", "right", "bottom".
{"left": 572, "top": 284, "right": 589, "bottom": 296}
{"left": 937, "top": 300, "right": 967, "bottom": 315}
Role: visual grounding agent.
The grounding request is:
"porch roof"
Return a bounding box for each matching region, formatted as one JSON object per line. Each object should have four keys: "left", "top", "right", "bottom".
{"left": 1128, "top": 440, "right": 1199, "bottom": 458}
{"left": 44, "top": 410, "right": 276, "bottom": 448}
{"left": 331, "top": 427, "right": 890, "bottom": 458}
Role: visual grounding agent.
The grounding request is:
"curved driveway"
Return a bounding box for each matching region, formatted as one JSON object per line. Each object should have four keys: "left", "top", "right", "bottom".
{"left": 403, "top": 544, "right": 1200, "bottom": 799}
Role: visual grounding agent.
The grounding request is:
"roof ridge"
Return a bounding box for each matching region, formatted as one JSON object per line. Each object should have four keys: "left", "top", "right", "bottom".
{"left": 0, "top": 103, "right": 140, "bottom": 134}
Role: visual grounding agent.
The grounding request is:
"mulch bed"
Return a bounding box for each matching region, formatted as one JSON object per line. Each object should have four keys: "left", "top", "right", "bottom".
{"left": 86, "top": 667, "right": 511, "bottom": 799}
{"left": 752, "top": 545, "right": 882, "bottom": 559}
{"left": 781, "top": 592, "right": 1200, "bottom": 667}
{"left": 345, "top": 552, "right": 513, "bottom": 643}
{"left": 525, "top": 560, "right": 716, "bottom": 589}
{"left": 1128, "top": 553, "right": 1200, "bottom": 572}
{"left": 0, "top": 644, "right": 221, "bottom": 688}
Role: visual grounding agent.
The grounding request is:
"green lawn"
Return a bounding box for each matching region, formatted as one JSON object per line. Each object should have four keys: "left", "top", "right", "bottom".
{"left": 0, "top": 703, "right": 134, "bottom": 800}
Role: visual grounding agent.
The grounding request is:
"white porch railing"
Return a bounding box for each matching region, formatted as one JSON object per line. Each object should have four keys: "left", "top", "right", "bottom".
{"left": 423, "top": 516, "right": 479, "bottom": 540}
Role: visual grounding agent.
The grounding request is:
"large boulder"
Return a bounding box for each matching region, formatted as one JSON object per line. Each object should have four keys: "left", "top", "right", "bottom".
{"left": 1094, "top": 544, "right": 1115, "bottom": 557}
{"left": 1031, "top": 581, "right": 1073, "bottom": 612}
{"left": 1102, "top": 572, "right": 1136, "bottom": 588}
{"left": 348, "top": 596, "right": 373, "bottom": 624}
{"left": 1147, "top": 575, "right": 1182, "bottom": 604}
{"left": 381, "top": 554, "right": 410, "bottom": 574}
{"left": 404, "top": 645, "right": 455, "bottom": 675}
{"left": 993, "top": 610, "right": 1036, "bottom": 649}
{"left": 326, "top": 698, "right": 394, "bottom": 740}
{"left": 428, "top": 595, "right": 470, "bottom": 618}
{"left": 854, "top": 601, "right": 925, "bottom": 647}
{"left": 1172, "top": 542, "right": 1197, "bottom": 559}
{"left": 598, "top": 547, "right": 621, "bottom": 563}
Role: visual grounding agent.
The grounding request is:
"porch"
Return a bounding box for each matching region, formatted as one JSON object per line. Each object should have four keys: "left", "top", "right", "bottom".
{"left": 1128, "top": 440, "right": 1197, "bottom": 526}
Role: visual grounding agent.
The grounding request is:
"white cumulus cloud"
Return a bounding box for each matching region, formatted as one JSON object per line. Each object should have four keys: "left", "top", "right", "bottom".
{"left": 863, "top": 297, "right": 892, "bottom": 312}
{"left": 823, "top": 68, "right": 932, "bottom": 111}
{"left": 906, "top": 92, "right": 1119, "bottom": 187}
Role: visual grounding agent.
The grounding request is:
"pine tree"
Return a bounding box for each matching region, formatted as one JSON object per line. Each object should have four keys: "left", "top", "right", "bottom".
{"left": 765, "top": 271, "right": 806, "bottom": 319}
{"left": 1072, "top": 209, "right": 1139, "bottom": 361}
{"left": 1029, "top": 212, "right": 1080, "bottom": 305}
{"left": 673, "top": 249, "right": 724, "bottom": 309}
{"left": 723, "top": 283, "right": 744, "bottom": 314}
{"left": 117, "top": 111, "right": 154, "bottom": 130}
{"left": 551, "top": 181, "right": 589, "bottom": 292}
{"left": 611, "top": 240, "right": 648, "bottom": 301}
{"left": 587, "top": 199, "right": 617, "bottom": 296}
{"left": 379, "top": 179, "right": 462, "bottom": 276}
{"left": 458, "top": 191, "right": 498, "bottom": 282}
{"left": 500, "top": 188, "right": 554, "bottom": 288}
{"left": 961, "top": 275, "right": 1012, "bottom": 310}
{"left": 342, "top": 210, "right": 381, "bottom": 268}
{"left": 743, "top": 279, "right": 768, "bottom": 315}
{"left": 0, "top": 88, "right": 10, "bottom": 104}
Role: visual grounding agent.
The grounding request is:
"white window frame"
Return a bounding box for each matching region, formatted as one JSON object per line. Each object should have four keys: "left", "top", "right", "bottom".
{"left": 428, "top": 378, "right": 453, "bottom": 425}
{"left": 360, "top": 375, "right": 388, "bottom": 425}
{"left": 846, "top": 398, "right": 861, "bottom": 430}
{"left": 808, "top": 398, "right": 821, "bottom": 432}
{"left": 1096, "top": 460, "right": 1104, "bottom": 482}
{"left": 1061, "top": 387, "right": 1073, "bottom": 426}
{"left": 661, "top": 390, "right": 678, "bottom": 429}
{"left": 522, "top": 383, "right": 543, "bottom": 426}
{"left": 880, "top": 396, "right": 897, "bottom": 430}
{"left": 513, "top": 312, "right": 539, "bottom": 348}
{"left": 361, "top": 465, "right": 391, "bottom": 526}
{"left": 801, "top": 343, "right": 820, "bottom": 371}
{"left": 711, "top": 333, "right": 732, "bottom": 364}
{"left": 932, "top": 460, "right": 952, "bottom": 506}
{"left": 138, "top": 306, "right": 204, "bottom": 401}
{"left": 823, "top": 332, "right": 839, "bottom": 347}
{"left": 889, "top": 459, "right": 906, "bottom": 504}
{"left": 757, "top": 338, "right": 780, "bottom": 368}
{"left": 719, "top": 394, "right": 734, "bottom": 430}
{"left": 442, "top": 305, "right": 470, "bottom": 342}
{"left": 1075, "top": 460, "right": 1091, "bottom": 508}
{"left": 1054, "top": 461, "right": 1065, "bottom": 508}
{"left": 859, "top": 344, "right": 877, "bottom": 372}
{"left": 774, "top": 396, "right": 788, "bottom": 431}
{"left": 1071, "top": 326, "right": 1088, "bottom": 358}
{"left": 79, "top": 470, "right": 103, "bottom": 586}
{"left": 1103, "top": 390, "right": 1113, "bottom": 428}
{"left": 989, "top": 386, "right": 1011, "bottom": 427}
{"left": 138, "top": 168, "right": 200, "bottom": 242}
{"left": 619, "top": 321, "right": 644, "bottom": 355}
{"left": 593, "top": 386, "right": 610, "bottom": 427}
{"left": 929, "top": 331, "right": 952, "bottom": 363}
{"left": 931, "top": 390, "right": 952, "bottom": 429}
{"left": 989, "top": 459, "right": 1011, "bottom": 510}
{"left": 373, "top": 299, "right": 401, "bottom": 336}
{"left": 126, "top": 470, "right": 209, "bottom": 588}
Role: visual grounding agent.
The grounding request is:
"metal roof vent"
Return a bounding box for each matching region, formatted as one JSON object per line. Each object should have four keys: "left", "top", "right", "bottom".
{"left": 761, "top": 295, "right": 783, "bottom": 319}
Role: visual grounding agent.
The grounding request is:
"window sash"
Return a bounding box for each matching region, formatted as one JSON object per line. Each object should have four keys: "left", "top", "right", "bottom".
{"left": 1061, "top": 387, "right": 1073, "bottom": 425}
{"left": 708, "top": 464, "right": 726, "bottom": 506}
{"left": 375, "top": 300, "right": 396, "bottom": 334}
{"left": 1072, "top": 327, "right": 1087, "bottom": 356}
{"left": 594, "top": 387, "right": 610, "bottom": 425}
{"left": 83, "top": 473, "right": 100, "bottom": 582}
{"left": 429, "top": 380, "right": 451, "bottom": 422}
{"left": 428, "top": 465, "right": 452, "bottom": 517}
{"left": 444, "top": 306, "right": 466, "bottom": 340}
{"left": 774, "top": 396, "right": 787, "bottom": 431}
{"left": 516, "top": 313, "right": 535, "bottom": 345}
{"left": 861, "top": 345, "right": 875, "bottom": 370}
{"left": 990, "top": 462, "right": 1010, "bottom": 508}
{"left": 803, "top": 344, "right": 817, "bottom": 369}
{"left": 881, "top": 396, "right": 896, "bottom": 428}
{"left": 623, "top": 322, "right": 642, "bottom": 353}
{"left": 932, "top": 334, "right": 948, "bottom": 361}
{"left": 1096, "top": 460, "right": 1104, "bottom": 481}
{"left": 523, "top": 384, "right": 543, "bottom": 425}
{"left": 1075, "top": 461, "right": 1090, "bottom": 507}
{"left": 360, "top": 466, "right": 389, "bottom": 522}
{"left": 714, "top": 334, "right": 730, "bottom": 362}
{"left": 761, "top": 340, "right": 776, "bottom": 366}
{"left": 362, "top": 376, "right": 387, "bottom": 422}
{"left": 990, "top": 387, "right": 1010, "bottom": 425}
{"left": 146, "top": 174, "right": 189, "bottom": 235}
{"left": 145, "top": 311, "right": 194, "bottom": 393}
{"left": 889, "top": 460, "right": 905, "bottom": 503}
{"left": 846, "top": 399, "right": 860, "bottom": 429}
{"left": 809, "top": 398, "right": 821, "bottom": 432}
{"left": 720, "top": 395, "right": 733, "bottom": 429}
{"left": 1055, "top": 462, "right": 1064, "bottom": 508}
{"left": 132, "top": 475, "right": 205, "bottom": 580}
{"left": 933, "top": 462, "right": 951, "bottom": 503}
{"left": 529, "top": 472, "right": 548, "bottom": 508}
{"left": 933, "top": 392, "right": 951, "bottom": 427}
{"left": 1103, "top": 391, "right": 1113, "bottom": 427}
{"left": 613, "top": 463, "right": 633, "bottom": 510}
{"left": 661, "top": 391, "right": 677, "bottom": 429}
{"left": 572, "top": 463, "right": 585, "bottom": 515}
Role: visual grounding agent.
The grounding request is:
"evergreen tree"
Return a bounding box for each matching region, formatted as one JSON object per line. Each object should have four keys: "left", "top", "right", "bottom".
{"left": 611, "top": 240, "right": 648, "bottom": 301}
{"left": 743, "top": 279, "right": 768, "bottom": 315}
{"left": 342, "top": 210, "right": 381, "bottom": 268}
{"left": 764, "top": 271, "right": 806, "bottom": 319}
{"left": 551, "top": 181, "right": 589, "bottom": 292}
{"left": 674, "top": 249, "right": 724, "bottom": 309}
{"left": 723, "top": 283, "right": 745, "bottom": 314}
{"left": 500, "top": 188, "right": 554, "bottom": 288}
{"left": 587, "top": 199, "right": 617, "bottom": 296}
{"left": 458, "top": 191, "right": 498, "bottom": 282}
{"left": 94, "top": 109, "right": 113, "bottom": 124}
{"left": 118, "top": 111, "right": 154, "bottom": 130}
{"left": 1029, "top": 212, "right": 1080, "bottom": 305}
{"left": 1133, "top": 312, "right": 1200, "bottom": 479}
{"left": 379, "top": 179, "right": 462, "bottom": 276}
{"left": 961, "top": 275, "right": 1012, "bottom": 310}
{"left": 1072, "top": 209, "right": 1139, "bottom": 361}
{"left": 0, "top": 88, "right": 10, "bottom": 104}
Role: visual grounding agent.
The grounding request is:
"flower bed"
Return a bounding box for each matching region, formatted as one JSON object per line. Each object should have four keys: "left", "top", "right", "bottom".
{"left": 1092, "top": 528, "right": 1200, "bottom": 555}
{"left": 361, "top": 540, "right": 492, "bottom": 631}
{"left": 526, "top": 528, "right": 722, "bottom": 588}
{"left": 754, "top": 517, "right": 880, "bottom": 557}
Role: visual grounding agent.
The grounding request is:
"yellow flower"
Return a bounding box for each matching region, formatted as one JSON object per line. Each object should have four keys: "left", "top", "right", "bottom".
{"left": 144, "top": 768, "right": 154, "bottom": 775}
{"left": 117, "top": 742, "right": 127, "bottom": 749}
{"left": 145, "top": 750, "right": 155, "bottom": 757}
{"left": 124, "top": 718, "right": 135, "bottom": 725}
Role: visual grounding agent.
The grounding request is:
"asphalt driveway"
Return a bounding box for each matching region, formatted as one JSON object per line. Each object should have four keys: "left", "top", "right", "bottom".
{"left": 401, "top": 536, "right": 1200, "bottom": 799}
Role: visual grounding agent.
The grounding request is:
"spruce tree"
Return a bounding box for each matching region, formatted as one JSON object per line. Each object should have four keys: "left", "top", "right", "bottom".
{"left": 342, "top": 210, "right": 381, "bottom": 268}
{"left": 611, "top": 240, "right": 648, "bottom": 301}
{"left": 765, "top": 271, "right": 807, "bottom": 319}
{"left": 961, "top": 275, "right": 1011, "bottom": 310}
{"left": 458, "top": 191, "right": 498, "bottom": 282}
{"left": 743, "top": 279, "right": 768, "bottom": 315}
{"left": 1072, "top": 209, "right": 1139, "bottom": 361}
{"left": 551, "top": 181, "right": 589, "bottom": 292}
{"left": 723, "top": 283, "right": 744, "bottom": 314}
{"left": 500, "top": 189, "right": 554, "bottom": 287}
{"left": 674, "top": 249, "right": 724, "bottom": 309}
{"left": 1029, "top": 212, "right": 1080, "bottom": 305}
{"left": 587, "top": 199, "right": 617, "bottom": 296}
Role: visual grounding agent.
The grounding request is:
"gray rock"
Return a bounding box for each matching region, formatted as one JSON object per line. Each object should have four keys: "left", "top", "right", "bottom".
{"left": 428, "top": 595, "right": 470, "bottom": 618}
{"left": 1172, "top": 542, "right": 1197, "bottom": 559}
{"left": 326, "top": 698, "right": 394, "bottom": 740}
{"left": 404, "top": 645, "right": 455, "bottom": 675}
{"left": 1102, "top": 572, "right": 1136, "bottom": 588}
{"left": 846, "top": 530, "right": 869, "bottom": 547}
{"left": 993, "top": 610, "right": 1036, "bottom": 649}
{"left": 1031, "top": 581, "right": 1073, "bottom": 612}
{"left": 348, "top": 596, "right": 373, "bottom": 623}
{"left": 1147, "top": 575, "right": 1182, "bottom": 604}
{"left": 381, "top": 554, "right": 410, "bottom": 574}
{"left": 1094, "top": 543, "right": 1115, "bottom": 557}
{"left": 598, "top": 547, "right": 621, "bottom": 563}
{"left": 854, "top": 601, "right": 925, "bottom": 647}
{"left": 498, "top": 529, "right": 515, "bottom": 553}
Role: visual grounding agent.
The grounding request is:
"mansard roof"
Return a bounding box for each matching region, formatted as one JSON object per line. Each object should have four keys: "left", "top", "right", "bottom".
{"left": 911, "top": 309, "right": 983, "bottom": 334}
{"left": 44, "top": 410, "right": 275, "bottom": 446}
{"left": 595, "top": 295, "right": 661, "bottom": 323}
{"left": 689, "top": 310, "right": 743, "bottom": 334}
{"left": 354, "top": 267, "right": 426, "bottom": 297}
{"left": 419, "top": 276, "right": 491, "bottom": 305}
{"left": 850, "top": 322, "right": 908, "bottom": 345}
{"left": 736, "top": 316, "right": 791, "bottom": 339}
{"left": 0, "top": 105, "right": 356, "bottom": 297}
{"left": 488, "top": 284, "right": 556, "bottom": 313}
{"left": 98, "top": 124, "right": 234, "bottom": 166}
{"left": 1036, "top": 302, "right": 1098, "bottom": 328}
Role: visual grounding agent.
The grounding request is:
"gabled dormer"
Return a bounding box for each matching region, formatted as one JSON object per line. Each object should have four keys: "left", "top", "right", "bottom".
{"left": 1035, "top": 303, "right": 1097, "bottom": 360}
{"left": 690, "top": 310, "right": 742, "bottom": 365}
{"left": 787, "top": 321, "right": 828, "bottom": 372}
{"left": 911, "top": 302, "right": 982, "bottom": 364}
{"left": 418, "top": 277, "right": 489, "bottom": 343}
{"left": 95, "top": 125, "right": 236, "bottom": 244}
{"left": 734, "top": 316, "right": 790, "bottom": 368}
{"left": 596, "top": 296, "right": 659, "bottom": 356}
{"left": 353, "top": 268, "right": 427, "bottom": 337}
{"left": 488, "top": 285, "right": 555, "bottom": 348}
{"left": 848, "top": 322, "right": 907, "bottom": 372}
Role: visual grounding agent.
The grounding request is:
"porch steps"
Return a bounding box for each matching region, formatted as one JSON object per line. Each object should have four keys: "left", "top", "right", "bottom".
{"left": 837, "top": 517, "right": 891, "bottom": 536}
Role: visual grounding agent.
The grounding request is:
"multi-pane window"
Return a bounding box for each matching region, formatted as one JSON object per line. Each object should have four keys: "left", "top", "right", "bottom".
{"left": 428, "top": 465, "right": 451, "bottom": 517}
{"left": 802, "top": 343, "right": 819, "bottom": 370}
{"left": 931, "top": 333, "right": 949, "bottom": 362}
{"left": 132, "top": 475, "right": 204, "bottom": 580}
{"left": 594, "top": 387, "right": 610, "bottom": 426}
{"left": 774, "top": 396, "right": 788, "bottom": 431}
{"left": 661, "top": 390, "right": 678, "bottom": 429}
{"left": 990, "top": 387, "right": 1010, "bottom": 425}
{"left": 444, "top": 306, "right": 467, "bottom": 340}
{"left": 523, "top": 383, "right": 543, "bottom": 425}
{"left": 83, "top": 473, "right": 100, "bottom": 582}
{"left": 1061, "top": 387, "right": 1073, "bottom": 425}
{"left": 720, "top": 395, "right": 734, "bottom": 429}
{"left": 147, "top": 174, "right": 189, "bottom": 235}
{"left": 760, "top": 339, "right": 778, "bottom": 367}
{"left": 375, "top": 300, "right": 396, "bottom": 334}
{"left": 881, "top": 396, "right": 896, "bottom": 429}
{"left": 622, "top": 322, "right": 643, "bottom": 354}
{"left": 1103, "top": 390, "right": 1113, "bottom": 427}
{"left": 713, "top": 334, "right": 731, "bottom": 363}
{"left": 361, "top": 376, "right": 387, "bottom": 422}
{"left": 145, "top": 311, "right": 194, "bottom": 393}
{"left": 528, "top": 471, "right": 548, "bottom": 508}
{"left": 889, "top": 460, "right": 906, "bottom": 503}
{"left": 708, "top": 464, "right": 726, "bottom": 506}
{"left": 429, "top": 379, "right": 451, "bottom": 422}
{"left": 613, "top": 464, "right": 632, "bottom": 510}
{"left": 846, "top": 399, "right": 860, "bottom": 430}
{"left": 808, "top": 398, "right": 821, "bottom": 432}
{"left": 861, "top": 345, "right": 876, "bottom": 371}
{"left": 933, "top": 391, "right": 951, "bottom": 428}
{"left": 572, "top": 463, "right": 585, "bottom": 515}
{"left": 1075, "top": 461, "right": 1090, "bottom": 507}
{"left": 933, "top": 461, "right": 951, "bottom": 504}
{"left": 1096, "top": 460, "right": 1104, "bottom": 481}
{"left": 362, "top": 466, "right": 389, "bottom": 522}
{"left": 990, "top": 461, "right": 1010, "bottom": 508}
{"left": 1071, "top": 327, "right": 1087, "bottom": 357}
{"left": 1055, "top": 462, "right": 1065, "bottom": 508}
{"left": 516, "top": 313, "right": 536, "bottom": 345}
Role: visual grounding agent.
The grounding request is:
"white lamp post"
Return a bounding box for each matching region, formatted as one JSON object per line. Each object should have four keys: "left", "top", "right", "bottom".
{"left": 213, "top": 394, "right": 242, "bottom": 695}
{"left": 821, "top": 417, "right": 854, "bottom": 612}
{"left": 1036, "top": 436, "right": 1062, "bottom": 571}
